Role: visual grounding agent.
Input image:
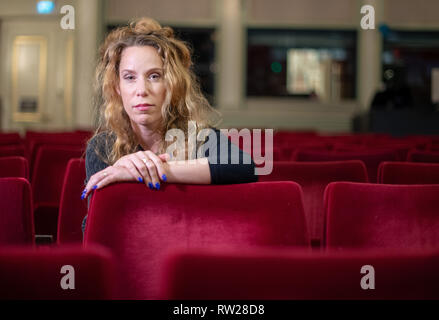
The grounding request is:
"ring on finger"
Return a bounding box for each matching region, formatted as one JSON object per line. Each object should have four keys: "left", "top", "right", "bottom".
{"left": 143, "top": 158, "right": 153, "bottom": 166}
{"left": 102, "top": 172, "right": 108, "bottom": 178}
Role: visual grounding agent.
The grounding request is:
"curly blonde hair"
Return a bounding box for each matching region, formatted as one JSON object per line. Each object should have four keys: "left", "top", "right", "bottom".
{"left": 92, "top": 17, "right": 218, "bottom": 164}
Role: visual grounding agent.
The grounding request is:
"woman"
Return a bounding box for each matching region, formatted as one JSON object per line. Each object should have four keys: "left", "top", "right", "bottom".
{"left": 82, "top": 17, "right": 257, "bottom": 202}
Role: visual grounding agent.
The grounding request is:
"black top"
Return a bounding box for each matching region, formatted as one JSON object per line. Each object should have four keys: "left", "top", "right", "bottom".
{"left": 85, "top": 129, "right": 258, "bottom": 185}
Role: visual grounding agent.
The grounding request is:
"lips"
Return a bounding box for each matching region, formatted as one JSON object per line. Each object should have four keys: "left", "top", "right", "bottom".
{"left": 133, "top": 103, "right": 153, "bottom": 111}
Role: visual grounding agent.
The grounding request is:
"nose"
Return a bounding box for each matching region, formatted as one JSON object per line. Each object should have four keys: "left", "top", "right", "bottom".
{"left": 136, "top": 77, "right": 149, "bottom": 97}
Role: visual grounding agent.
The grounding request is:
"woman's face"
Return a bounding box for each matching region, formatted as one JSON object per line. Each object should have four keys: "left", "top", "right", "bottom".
{"left": 118, "top": 45, "right": 167, "bottom": 129}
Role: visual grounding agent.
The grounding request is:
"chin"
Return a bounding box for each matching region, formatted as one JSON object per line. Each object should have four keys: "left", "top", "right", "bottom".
{"left": 132, "top": 115, "right": 160, "bottom": 127}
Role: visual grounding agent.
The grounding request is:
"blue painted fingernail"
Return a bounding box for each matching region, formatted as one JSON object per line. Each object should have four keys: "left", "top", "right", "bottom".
{"left": 82, "top": 188, "right": 87, "bottom": 193}
{"left": 92, "top": 185, "right": 98, "bottom": 190}
{"left": 148, "top": 182, "right": 154, "bottom": 190}
{"left": 155, "top": 182, "right": 160, "bottom": 190}
{"left": 81, "top": 194, "right": 85, "bottom": 200}
{"left": 162, "top": 174, "right": 167, "bottom": 182}
{"left": 138, "top": 177, "right": 143, "bottom": 183}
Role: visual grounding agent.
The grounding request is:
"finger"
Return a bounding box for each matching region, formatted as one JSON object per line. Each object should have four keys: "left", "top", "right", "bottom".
{"left": 82, "top": 170, "right": 109, "bottom": 199}
{"left": 148, "top": 153, "right": 170, "bottom": 181}
{"left": 146, "top": 151, "right": 168, "bottom": 183}
{"left": 86, "top": 169, "right": 126, "bottom": 193}
{"left": 128, "top": 153, "right": 151, "bottom": 185}
{"left": 125, "top": 158, "right": 150, "bottom": 184}
{"left": 90, "top": 176, "right": 113, "bottom": 191}
{"left": 141, "top": 151, "right": 161, "bottom": 190}
{"left": 134, "top": 153, "right": 155, "bottom": 189}
{"left": 158, "top": 153, "right": 171, "bottom": 162}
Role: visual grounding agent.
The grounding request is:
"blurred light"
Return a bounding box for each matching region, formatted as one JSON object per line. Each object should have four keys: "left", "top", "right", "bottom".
{"left": 384, "top": 69, "right": 394, "bottom": 80}
{"left": 271, "top": 62, "right": 282, "bottom": 73}
{"left": 37, "top": 1, "right": 55, "bottom": 14}
{"left": 382, "top": 51, "right": 394, "bottom": 65}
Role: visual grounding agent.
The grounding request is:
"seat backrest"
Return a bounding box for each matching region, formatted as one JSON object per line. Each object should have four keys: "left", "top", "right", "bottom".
{"left": 0, "top": 144, "right": 26, "bottom": 157}
{"left": 26, "top": 131, "right": 90, "bottom": 176}
{"left": 259, "top": 161, "right": 368, "bottom": 246}
{"left": 378, "top": 161, "right": 439, "bottom": 184}
{"left": 325, "top": 182, "right": 439, "bottom": 249}
{"left": 161, "top": 247, "right": 439, "bottom": 300}
{"left": 31, "top": 146, "right": 84, "bottom": 239}
{"left": 57, "top": 159, "right": 87, "bottom": 244}
{"left": 32, "top": 145, "right": 84, "bottom": 207}
{"left": 0, "top": 178, "right": 34, "bottom": 245}
{"left": 293, "top": 149, "right": 398, "bottom": 182}
{"left": 0, "top": 245, "right": 114, "bottom": 299}
{"left": 407, "top": 150, "right": 439, "bottom": 163}
{"left": 0, "top": 156, "right": 29, "bottom": 179}
{"left": 84, "top": 181, "right": 309, "bottom": 299}
{"left": 0, "top": 132, "right": 22, "bottom": 145}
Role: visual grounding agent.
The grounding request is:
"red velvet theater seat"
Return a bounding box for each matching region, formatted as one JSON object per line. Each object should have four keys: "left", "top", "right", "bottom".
{"left": 25, "top": 130, "right": 90, "bottom": 177}
{"left": 325, "top": 182, "right": 439, "bottom": 249}
{"left": 0, "top": 178, "right": 34, "bottom": 245}
{"left": 407, "top": 150, "right": 439, "bottom": 163}
{"left": 32, "top": 145, "right": 83, "bottom": 241}
{"left": 161, "top": 247, "right": 439, "bottom": 300}
{"left": 57, "top": 159, "right": 87, "bottom": 244}
{"left": 84, "top": 182, "right": 309, "bottom": 299}
{"left": 259, "top": 160, "right": 368, "bottom": 247}
{"left": 0, "top": 245, "right": 114, "bottom": 299}
{"left": 378, "top": 162, "right": 439, "bottom": 184}
{"left": 0, "top": 144, "right": 26, "bottom": 157}
{"left": 0, "top": 132, "right": 21, "bottom": 145}
{"left": 0, "top": 156, "right": 29, "bottom": 179}
{"left": 293, "top": 149, "right": 398, "bottom": 182}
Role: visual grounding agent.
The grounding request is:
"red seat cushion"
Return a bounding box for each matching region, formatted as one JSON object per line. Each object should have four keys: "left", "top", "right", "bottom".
{"left": 0, "top": 245, "right": 114, "bottom": 299}
{"left": 378, "top": 161, "right": 439, "bottom": 184}
{"left": 293, "top": 149, "right": 398, "bottom": 182}
{"left": 0, "top": 156, "right": 29, "bottom": 179}
{"left": 57, "top": 159, "right": 87, "bottom": 244}
{"left": 407, "top": 150, "right": 439, "bottom": 163}
{"left": 259, "top": 160, "right": 368, "bottom": 246}
{"left": 325, "top": 182, "right": 439, "bottom": 248}
{"left": 0, "top": 178, "right": 34, "bottom": 245}
{"left": 161, "top": 247, "right": 439, "bottom": 299}
{"left": 31, "top": 145, "right": 83, "bottom": 239}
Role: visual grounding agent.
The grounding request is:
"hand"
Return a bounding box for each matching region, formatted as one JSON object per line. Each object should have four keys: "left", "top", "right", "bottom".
{"left": 113, "top": 151, "right": 170, "bottom": 190}
{"left": 82, "top": 165, "right": 135, "bottom": 199}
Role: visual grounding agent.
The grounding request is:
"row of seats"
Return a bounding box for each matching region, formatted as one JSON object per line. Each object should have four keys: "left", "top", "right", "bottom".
{"left": 5, "top": 178, "right": 428, "bottom": 299}
{"left": 3, "top": 176, "right": 439, "bottom": 251}
{"left": 2, "top": 157, "right": 439, "bottom": 246}
{"left": 1, "top": 176, "right": 438, "bottom": 299}
{"left": 162, "top": 247, "right": 439, "bottom": 300}
{"left": 0, "top": 131, "right": 90, "bottom": 241}
{"left": 1, "top": 131, "right": 438, "bottom": 241}
{"left": 1, "top": 130, "right": 439, "bottom": 299}
{"left": 81, "top": 181, "right": 439, "bottom": 298}
{"left": 2, "top": 131, "right": 439, "bottom": 170}
{"left": 0, "top": 159, "right": 87, "bottom": 245}
{"left": 1, "top": 245, "right": 438, "bottom": 299}
{"left": 282, "top": 149, "right": 439, "bottom": 182}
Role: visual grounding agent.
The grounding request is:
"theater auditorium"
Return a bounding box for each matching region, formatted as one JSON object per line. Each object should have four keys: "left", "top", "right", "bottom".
{"left": 0, "top": 0, "right": 438, "bottom": 305}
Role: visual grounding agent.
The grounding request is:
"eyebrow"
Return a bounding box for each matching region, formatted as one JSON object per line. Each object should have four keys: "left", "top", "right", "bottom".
{"left": 120, "top": 68, "right": 163, "bottom": 74}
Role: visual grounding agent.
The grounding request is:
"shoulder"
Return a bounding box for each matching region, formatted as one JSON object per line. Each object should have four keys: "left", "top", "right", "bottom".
{"left": 86, "top": 131, "right": 115, "bottom": 154}
{"left": 87, "top": 131, "right": 114, "bottom": 149}
{"left": 86, "top": 131, "right": 115, "bottom": 164}
{"left": 85, "top": 131, "right": 114, "bottom": 181}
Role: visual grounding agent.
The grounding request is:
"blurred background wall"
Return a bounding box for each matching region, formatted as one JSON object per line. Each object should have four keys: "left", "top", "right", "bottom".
{"left": 1, "top": 0, "right": 438, "bottom": 133}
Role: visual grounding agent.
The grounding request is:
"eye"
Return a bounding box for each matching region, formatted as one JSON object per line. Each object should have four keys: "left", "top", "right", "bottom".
{"left": 149, "top": 73, "right": 161, "bottom": 81}
{"left": 123, "top": 74, "right": 135, "bottom": 81}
